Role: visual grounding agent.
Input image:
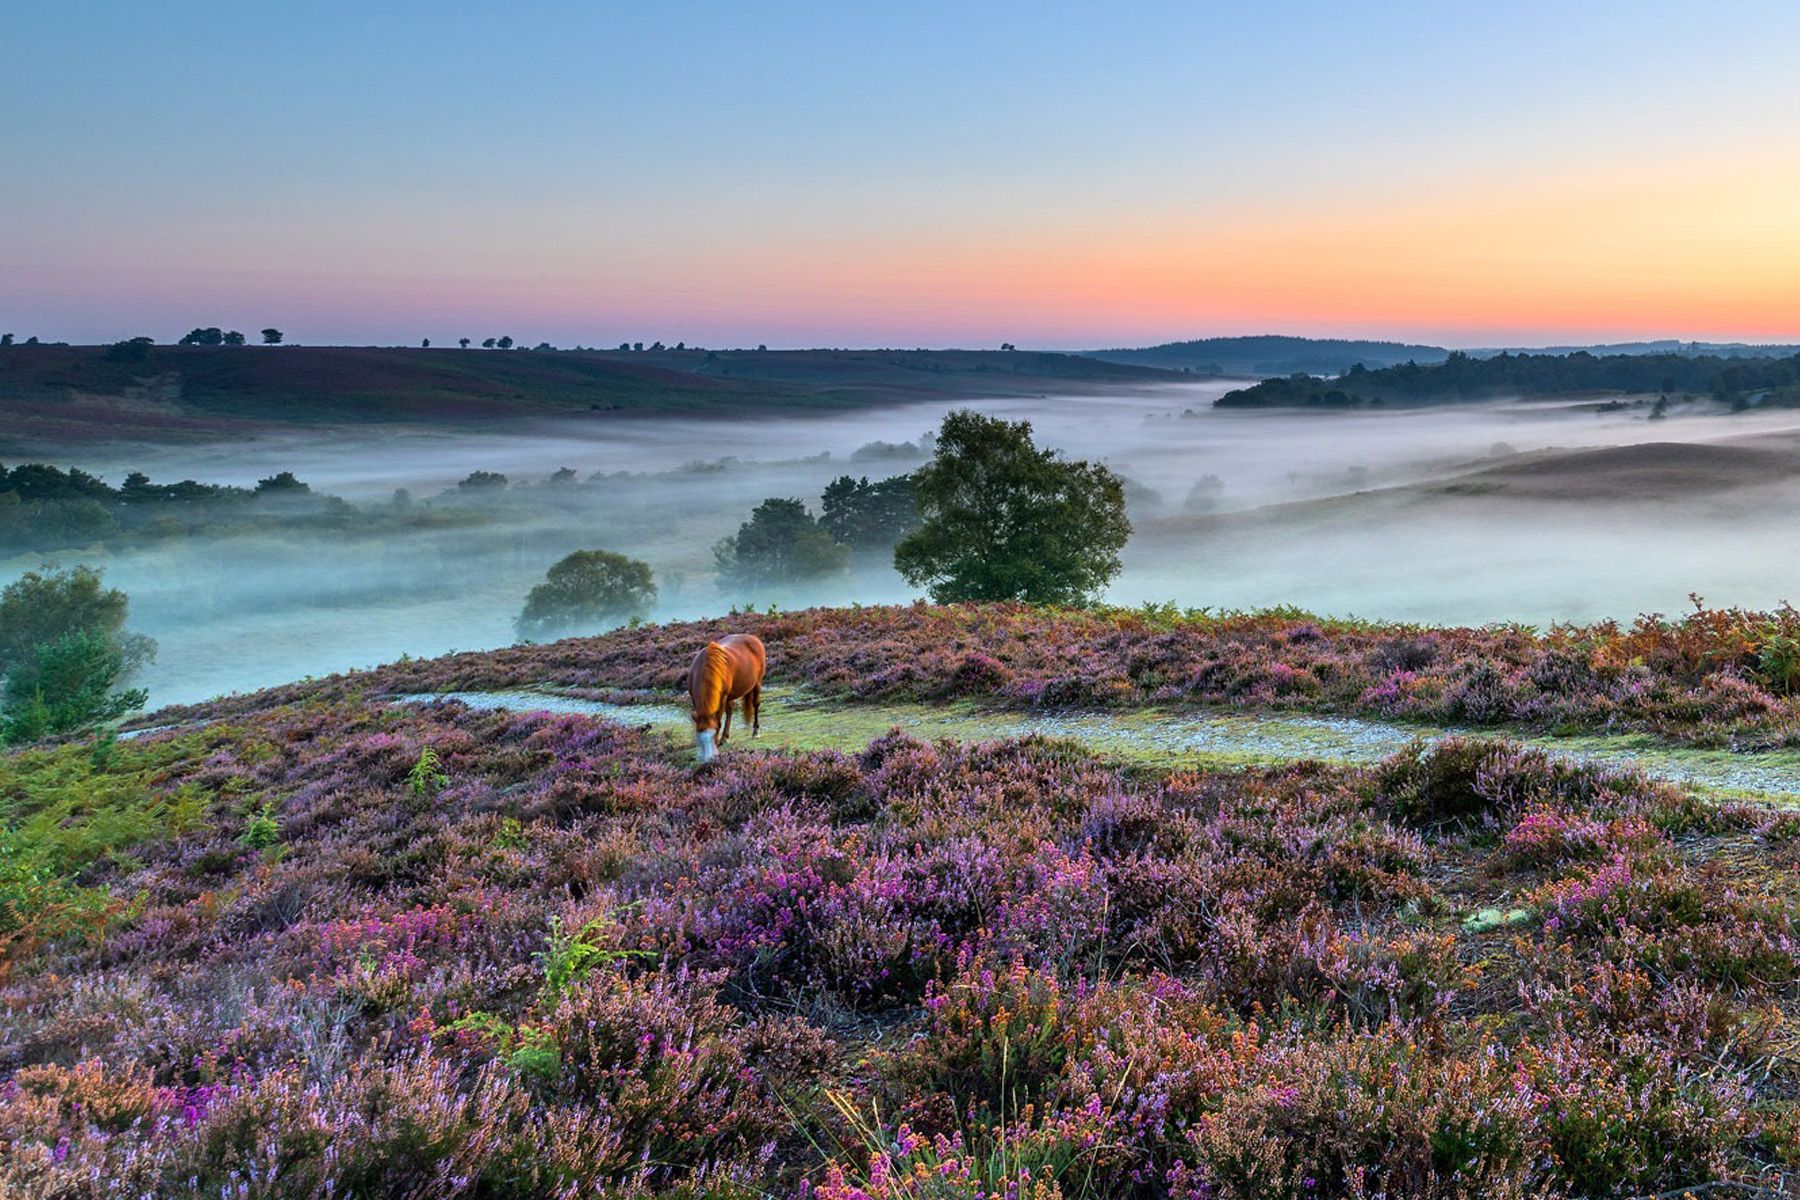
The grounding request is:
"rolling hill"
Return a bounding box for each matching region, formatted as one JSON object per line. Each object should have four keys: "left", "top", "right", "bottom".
{"left": 1083, "top": 334, "right": 1450, "bottom": 375}
{"left": 0, "top": 344, "right": 1181, "bottom": 448}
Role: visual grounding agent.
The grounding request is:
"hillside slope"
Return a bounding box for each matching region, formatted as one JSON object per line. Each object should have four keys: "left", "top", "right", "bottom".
{"left": 1084, "top": 334, "right": 1449, "bottom": 375}
{"left": 7, "top": 604, "right": 1800, "bottom": 1196}
{"left": 0, "top": 344, "right": 1180, "bottom": 447}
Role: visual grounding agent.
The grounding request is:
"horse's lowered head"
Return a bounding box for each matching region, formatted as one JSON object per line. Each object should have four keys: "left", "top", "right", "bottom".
{"left": 688, "top": 635, "right": 765, "bottom": 764}
{"left": 693, "top": 711, "right": 720, "bottom": 763}
{"left": 690, "top": 642, "right": 731, "bottom": 762}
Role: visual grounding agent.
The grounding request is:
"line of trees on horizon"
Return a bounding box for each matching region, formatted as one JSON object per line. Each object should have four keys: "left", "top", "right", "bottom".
{"left": 1, "top": 334, "right": 1048, "bottom": 356}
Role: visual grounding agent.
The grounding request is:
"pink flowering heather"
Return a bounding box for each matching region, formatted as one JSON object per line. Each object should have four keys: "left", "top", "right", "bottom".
{"left": 4, "top": 659, "right": 1798, "bottom": 1196}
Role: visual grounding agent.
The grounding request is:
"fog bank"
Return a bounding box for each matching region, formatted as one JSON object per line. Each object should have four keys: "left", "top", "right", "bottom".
{"left": 18, "top": 382, "right": 1800, "bottom": 706}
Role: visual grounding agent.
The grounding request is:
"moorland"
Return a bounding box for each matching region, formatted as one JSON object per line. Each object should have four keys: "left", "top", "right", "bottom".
{"left": 7, "top": 603, "right": 1800, "bottom": 1196}
{"left": 10, "top": 338, "right": 1800, "bottom": 1196}
{"left": 0, "top": 343, "right": 1178, "bottom": 451}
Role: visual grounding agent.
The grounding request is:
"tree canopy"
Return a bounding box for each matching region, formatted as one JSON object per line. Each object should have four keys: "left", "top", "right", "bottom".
{"left": 1216, "top": 349, "right": 1800, "bottom": 409}
{"left": 819, "top": 473, "right": 919, "bottom": 555}
{"left": 894, "top": 410, "right": 1129, "bottom": 605}
{"left": 715, "top": 498, "right": 848, "bottom": 592}
{"left": 515, "top": 550, "right": 656, "bottom": 639}
{"left": 0, "top": 566, "right": 154, "bottom": 742}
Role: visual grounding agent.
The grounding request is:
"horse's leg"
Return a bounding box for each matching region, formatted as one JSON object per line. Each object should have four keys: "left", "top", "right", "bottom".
{"left": 721, "top": 700, "right": 732, "bottom": 745}
{"left": 750, "top": 685, "right": 761, "bottom": 736}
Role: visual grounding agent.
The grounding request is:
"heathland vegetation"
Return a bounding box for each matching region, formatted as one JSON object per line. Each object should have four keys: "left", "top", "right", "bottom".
{"left": 7, "top": 600, "right": 1800, "bottom": 1195}
{"left": 208, "top": 599, "right": 1800, "bottom": 750}
{"left": 1086, "top": 334, "right": 1452, "bottom": 375}
{"left": 13, "top": 369, "right": 1800, "bottom": 1195}
{"left": 11, "top": 409, "right": 1800, "bottom": 1192}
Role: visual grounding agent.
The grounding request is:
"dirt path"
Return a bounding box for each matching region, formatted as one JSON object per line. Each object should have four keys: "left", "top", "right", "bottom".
{"left": 396, "top": 688, "right": 1800, "bottom": 802}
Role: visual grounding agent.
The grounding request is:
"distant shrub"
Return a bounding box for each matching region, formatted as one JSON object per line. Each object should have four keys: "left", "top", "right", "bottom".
{"left": 515, "top": 549, "right": 656, "bottom": 640}
{"left": 1369, "top": 636, "right": 1439, "bottom": 674}
{"left": 103, "top": 337, "right": 153, "bottom": 363}
{"left": 455, "top": 470, "right": 508, "bottom": 492}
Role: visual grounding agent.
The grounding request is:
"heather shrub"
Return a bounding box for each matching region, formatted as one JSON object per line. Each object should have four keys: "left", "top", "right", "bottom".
{"left": 539, "top": 965, "right": 787, "bottom": 1185}
{"left": 813, "top": 1116, "right": 1086, "bottom": 1200}
{"left": 810, "top": 863, "right": 952, "bottom": 1006}
{"left": 1373, "top": 737, "right": 1647, "bottom": 832}
{"left": 11, "top": 1058, "right": 158, "bottom": 1131}
{"left": 1520, "top": 1030, "right": 1751, "bottom": 1194}
{"left": 1499, "top": 807, "right": 1625, "bottom": 868}
{"left": 4, "top": 678, "right": 1797, "bottom": 1195}
{"left": 1369, "top": 636, "right": 1439, "bottom": 674}
{"left": 169, "top": 1053, "right": 546, "bottom": 1198}
{"left": 901, "top": 956, "right": 1070, "bottom": 1119}
{"left": 1535, "top": 849, "right": 1800, "bottom": 987}
{"left": 1375, "top": 738, "right": 1508, "bottom": 828}
{"left": 1174, "top": 1028, "right": 1533, "bottom": 1200}
{"left": 1439, "top": 659, "right": 1515, "bottom": 723}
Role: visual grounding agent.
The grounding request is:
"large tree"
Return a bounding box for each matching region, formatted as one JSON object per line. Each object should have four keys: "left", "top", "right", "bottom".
{"left": 714, "top": 498, "right": 848, "bottom": 592}
{"left": 894, "top": 410, "right": 1130, "bottom": 605}
{"left": 515, "top": 550, "right": 656, "bottom": 639}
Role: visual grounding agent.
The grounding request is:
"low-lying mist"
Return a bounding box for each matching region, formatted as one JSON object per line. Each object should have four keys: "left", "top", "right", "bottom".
{"left": 18, "top": 381, "right": 1800, "bottom": 706}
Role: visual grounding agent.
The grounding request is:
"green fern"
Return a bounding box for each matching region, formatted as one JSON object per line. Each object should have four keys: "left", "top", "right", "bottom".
{"left": 493, "top": 816, "right": 528, "bottom": 851}
{"left": 1759, "top": 628, "right": 1800, "bottom": 694}
{"left": 535, "top": 914, "right": 649, "bottom": 1000}
{"left": 239, "top": 802, "right": 280, "bottom": 850}
{"left": 405, "top": 746, "right": 449, "bottom": 797}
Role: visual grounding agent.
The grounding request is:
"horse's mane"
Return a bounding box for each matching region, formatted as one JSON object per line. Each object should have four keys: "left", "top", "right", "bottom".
{"left": 695, "top": 641, "right": 733, "bottom": 694}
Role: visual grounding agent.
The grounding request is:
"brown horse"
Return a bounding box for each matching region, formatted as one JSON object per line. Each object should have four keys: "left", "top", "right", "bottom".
{"left": 688, "top": 633, "right": 766, "bottom": 762}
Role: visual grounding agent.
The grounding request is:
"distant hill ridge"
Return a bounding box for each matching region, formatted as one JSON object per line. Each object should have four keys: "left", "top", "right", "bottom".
{"left": 1083, "top": 334, "right": 1800, "bottom": 378}
{"left": 0, "top": 344, "right": 1178, "bottom": 447}
{"left": 1083, "top": 335, "right": 1449, "bottom": 376}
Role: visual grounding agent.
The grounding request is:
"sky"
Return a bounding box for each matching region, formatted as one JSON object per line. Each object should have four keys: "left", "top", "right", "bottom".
{"left": 5, "top": 1, "right": 1800, "bottom": 350}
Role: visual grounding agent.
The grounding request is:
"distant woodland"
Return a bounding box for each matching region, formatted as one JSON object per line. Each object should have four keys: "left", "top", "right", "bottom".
{"left": 1215, "top": 350, "right": 1800, "bottom": 409}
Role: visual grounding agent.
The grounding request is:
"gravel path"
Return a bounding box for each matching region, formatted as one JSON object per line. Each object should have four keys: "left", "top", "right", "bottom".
{"left": 398, "top": 689, "right": 1800, "bottom": 801}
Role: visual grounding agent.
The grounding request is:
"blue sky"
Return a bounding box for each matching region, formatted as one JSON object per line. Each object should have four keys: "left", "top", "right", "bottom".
{"left": 6, "top": 1, "right": 1799, "bottom": 347}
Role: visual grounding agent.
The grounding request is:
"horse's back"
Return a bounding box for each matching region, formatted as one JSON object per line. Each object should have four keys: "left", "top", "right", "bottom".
{"left": 716, "top": 634, "right": 765, "bottom": 693}
{"left": 718, "top": 633, "right": 766, "bottom": 678}
{"left": 692, "top": 634, "right": 765, "bottom": 699}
